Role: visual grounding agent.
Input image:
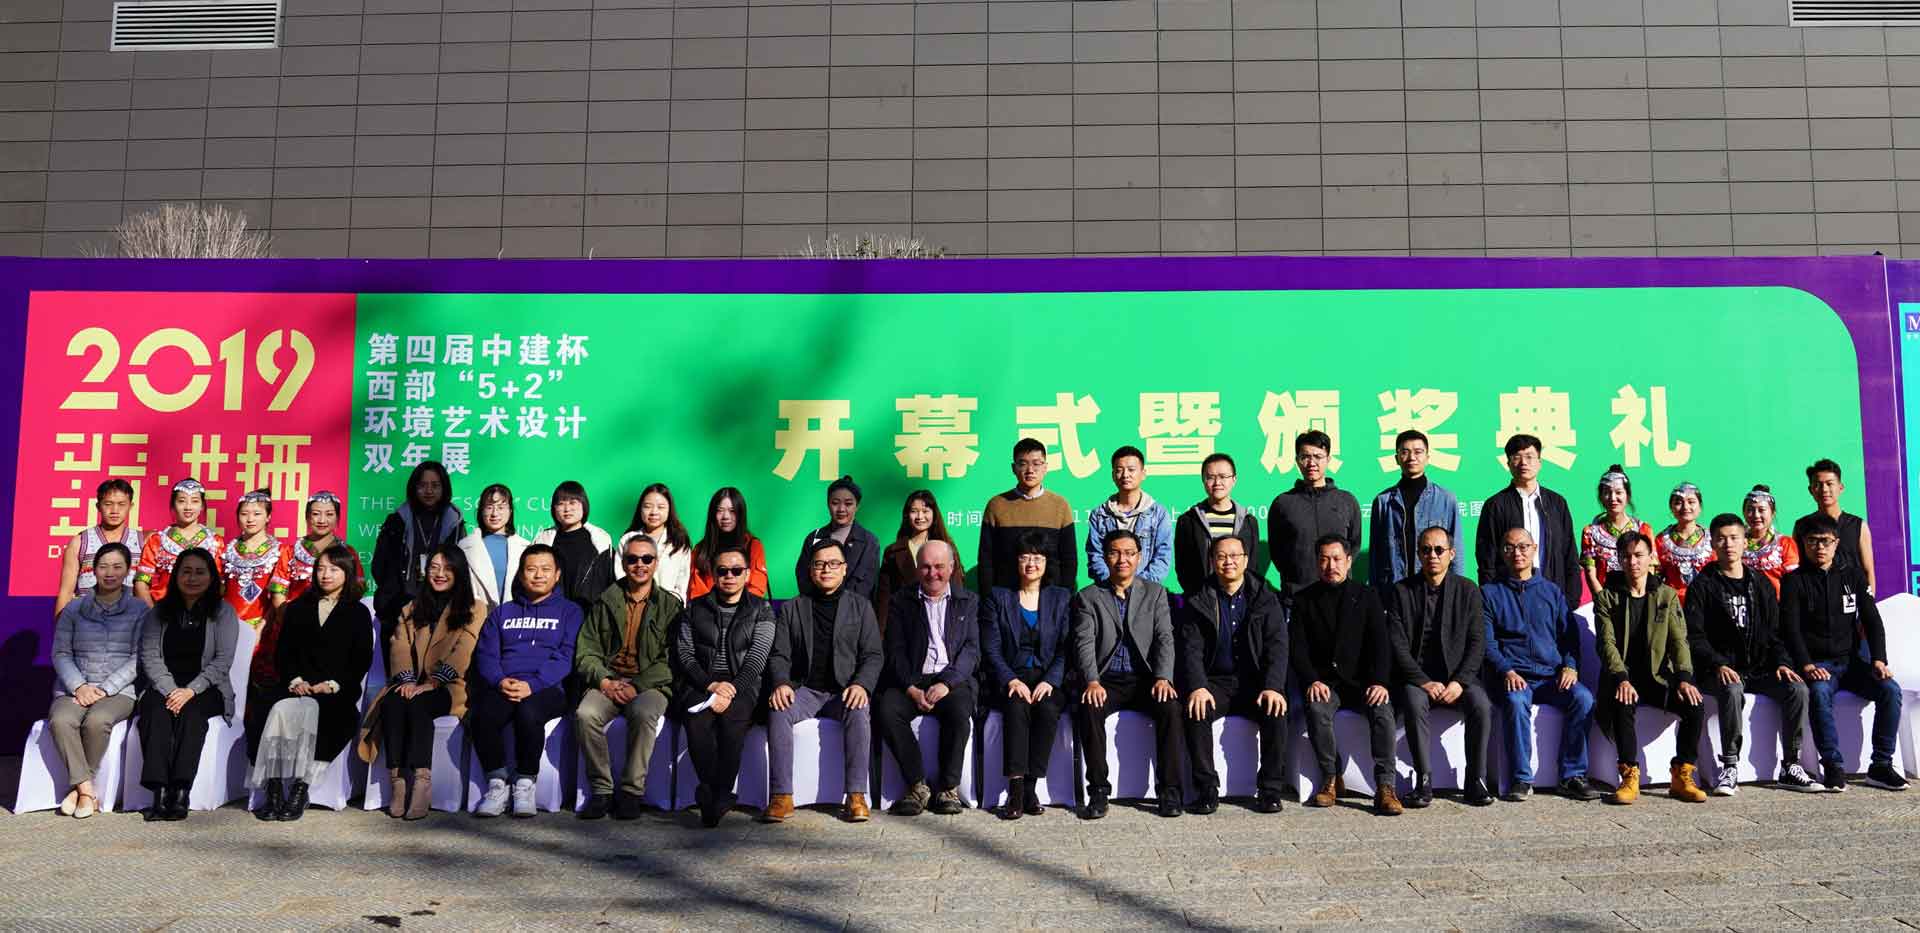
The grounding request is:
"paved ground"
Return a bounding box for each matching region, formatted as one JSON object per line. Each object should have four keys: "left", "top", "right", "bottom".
{"left": 3, "top": 779, "right": 1920, "bottom": 932}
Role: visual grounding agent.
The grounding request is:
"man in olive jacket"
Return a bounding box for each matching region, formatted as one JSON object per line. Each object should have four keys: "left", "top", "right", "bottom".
{"left": 574, "top": 535, "right": 683, "bottom": 820}
{"left": 1387, "top": 527, "right": 1491, "bottom": 808}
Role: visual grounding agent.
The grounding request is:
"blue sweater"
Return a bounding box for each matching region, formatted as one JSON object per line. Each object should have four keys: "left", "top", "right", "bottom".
{"left": 1482, "top": 574, "right": 1578, "bottom": 679}
{"left": 474, "top": 592, "right": 583, "bottom": 694}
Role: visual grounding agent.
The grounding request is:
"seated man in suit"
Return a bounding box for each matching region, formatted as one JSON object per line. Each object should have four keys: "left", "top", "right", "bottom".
{"left": 1179, "top": 534, "right": 1290, "bottom": 814}
{"left": 1072, "top": 529, "right": 1186, "bottom": 820}
{"left": 1387, "top": 526, "right": 1493, "bottom": 807}
{"left": 1293, "top": 534, "right": 1401, "bottom": 815}
{"left": 764, "top": 539, "right": 883, "bottom": 823}
{"left": 874, "top": 539, "right": 980, "bottom": 816}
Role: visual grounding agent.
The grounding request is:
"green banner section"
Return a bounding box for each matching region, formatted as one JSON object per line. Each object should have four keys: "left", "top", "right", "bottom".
{"left": 349, "top": 287, "right": 1864, "bottom": 595}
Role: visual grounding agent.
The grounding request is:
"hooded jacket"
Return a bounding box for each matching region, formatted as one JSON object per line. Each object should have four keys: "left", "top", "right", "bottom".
{"left": 1267, "top": 478, "right": 1363, "bottom": 598}
{"left": 1172, "top": 501, "right": 1268, "bottom": 597}
{"left": 1684, "top": 562, "right": 1786, "bottom": 680}
{"left": 1086, "top": 492, "right": 1173, "bottom": 584}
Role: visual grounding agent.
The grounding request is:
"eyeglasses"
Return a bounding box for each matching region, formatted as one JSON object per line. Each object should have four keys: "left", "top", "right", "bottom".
{"left": 622, "top": 553, "right": 656, "bottom": 566}
{"left": 1416, "top": 545, "right": 1450, "bottom": 556}
{"left": 1213, "top": 553, "right": 1246, "bottom": 563}
{"left": 716, "top": 565, "right": 749, "bottom": 577}
{"left": 1016, "top": 555, "right": 1047, "bottom": 563}
{"left": 1803, "top": 536, "right": 1839, "bottom": 548}
{"left": 1202, "top": 473, "right": 1235, "bottom": 482}
{"left": 1500, "top": 543, "right": 1535, "bottom": 553}
{"left": 811, "top": 559, "right": 846, "bottom": 571}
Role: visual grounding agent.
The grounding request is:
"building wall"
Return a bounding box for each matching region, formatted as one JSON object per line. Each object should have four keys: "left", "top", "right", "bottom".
{"left": 4, "top": 0, "right": 1920, "bottom": 258}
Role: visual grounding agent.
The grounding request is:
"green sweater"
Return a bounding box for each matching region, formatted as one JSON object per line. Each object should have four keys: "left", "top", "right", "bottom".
{"left": 574, "top": 581, "right": 683, "bottom": 692}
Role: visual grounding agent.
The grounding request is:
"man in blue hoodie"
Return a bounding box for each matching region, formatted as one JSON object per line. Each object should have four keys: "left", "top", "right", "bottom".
{"left": 471, "top": 544, "right": 585, "bottom": 818}
{"left": 1484, "top": 527, "right": 1602, "bottom": 802}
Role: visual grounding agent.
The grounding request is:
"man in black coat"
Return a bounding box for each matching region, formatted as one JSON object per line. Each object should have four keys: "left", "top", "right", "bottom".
{"left": 1178, "top": 535, "right": 1289, "bottom": 815}
{"left": 1293, "top": 534, "right": 1400, "bottom": 815}
{"left": 1387, "top": 527, "right": 1492, "bottom": 808}
{"left": 1474, "top": 433, "right": 1580, "bottom": 604}
{"left": 874, "top": 540, "right": 980, "bottom": 817}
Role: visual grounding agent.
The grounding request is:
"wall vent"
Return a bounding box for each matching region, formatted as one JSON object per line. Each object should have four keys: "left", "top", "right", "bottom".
{"left": 111, "top": 0, "right": 280, "bottom": 52}
{"left": 1790, "top": 1, "right": 1920, "bottom": 24}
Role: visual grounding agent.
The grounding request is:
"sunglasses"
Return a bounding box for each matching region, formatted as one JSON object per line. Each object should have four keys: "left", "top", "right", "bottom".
{"left": 716, "top": 565, "right": 749, "bottom": 577}
{"left": 622, "top": 553, "right": 656, "bottom": 565}
{"left": 1416, "top": 546, "right": 1449, "bottom": 556}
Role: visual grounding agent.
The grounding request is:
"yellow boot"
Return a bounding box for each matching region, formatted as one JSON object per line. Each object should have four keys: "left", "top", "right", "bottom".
{"left": 1609, "top": 763, "right": 1640, "bottom": 805}
{"left": 1669, "top": 763, "right": 1708, "bottom": 802}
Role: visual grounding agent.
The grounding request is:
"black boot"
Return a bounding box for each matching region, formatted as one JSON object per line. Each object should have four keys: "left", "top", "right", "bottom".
{"left": 280, "top": 780, "right": 310, "bottom": 821}
{"left": 255, "top": 779, "right": 284, "bottom": 821}
{"left": 1023, "top": 779, "right": 1045, "bottom": 816}
{"left": 166, "top": 784, "right": 191, "bottom": 820}
{"left": 142, "top": 785, "right": 168, "bottom": 822}
{"left": 1002, "top": 777, "right": 1025, "bottom": 820}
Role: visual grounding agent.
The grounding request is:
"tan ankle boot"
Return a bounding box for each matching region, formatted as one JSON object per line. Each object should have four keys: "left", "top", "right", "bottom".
{"left": 1610, "top": 763, "right": 1640, "bottom": 805}
{"left": 844, "top": 793, "right": 870, "bottom": 822}
{"left": 1669, "top": 763, "right": 1708, "bottom": 802}
{"left": 386, "top": 769, "right": 408, "bottom": 818}
{"left": 404, "top": 769, "right": 432, "bottom": 820}
{"left": 761, "top": 793, "right": 795, "bottom": 823}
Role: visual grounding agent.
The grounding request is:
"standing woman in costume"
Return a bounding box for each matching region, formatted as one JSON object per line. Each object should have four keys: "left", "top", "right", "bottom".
{"left": 370, "top": 461, "right": 465, "bottom": 643}
{"left": 134, "top": 548, "right": 238, "bottom": 821}
{"left": 626, "top": 483, "right": 692, "bottom": 603}
{"left": 134, "top": 479, "right": 223, "bottom": 605}
{"left": 688, "top": 487, "right": 769, "bottom": 600}
{"left": 246, "top": 545, "right": 374, "bottom": 821}
{"left": 1656, "top": 482, "right": 1712, "bottom": 602}
{"left": 874, "top": 490, "right": 965, "bottom": 629}
{"left": 358, "top": 543, "right": 484, "bottom": 820}
{"left": 793, "top": 476, "right": 881, "bottom": 599}
{"left": 55, "top": 478, "right": 142, "bottom": 617}
{"left": 1580, "top": 466, "right": 1652, "bottom": 600}
{"left": 271, "top": 491, "right": 357, "bottom": 606}
{"left": 223, "top": 491, "right": 286, "bottom": 629}
{"left": 457, "top": 483, "right": 528, "bottom": 610}
{"left": 532, "top": 480, "right": 615, "bottom": 614}
{"left": 1741, "top": 485, "right": 1798, "bottom": 596}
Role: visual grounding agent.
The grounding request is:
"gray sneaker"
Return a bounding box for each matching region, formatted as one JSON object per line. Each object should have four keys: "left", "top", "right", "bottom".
{"left": 510, "top": 777, "right": 537, "bottom": 817}
{"left": 1711, "top": 764, "right": 1739, "bottom": 797}
{"left": 475, "top": 778, "right": 510, "bottom": 817}
{"left": 1777, "top": 763, "right": 1821, "bottom": 793}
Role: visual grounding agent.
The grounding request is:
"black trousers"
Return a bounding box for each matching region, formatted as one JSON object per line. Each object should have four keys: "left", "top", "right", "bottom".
{"left": 468, "top": 683, "right": 567, "bottom": 779}
{"left": 137, "top": 688, "right": 224, "bottom": 790}
{"left": 987, "top": 674, "right": 1066, "bottom": 778}
{"left": 1305, "top": 684, "right": 1397, "bottom": 786}
{"left": 1184, "top": 674, "right": 1289, "bottom": 797}
{"left": 1396, "top": 681, "right": 1493, "bottom": 786}
{"left": 1075, "top": 672, "right": 1185, "bottom": 800}
{"left": 678, "top": 688, "right": 755, "bottom": 798}
{"left": 874, "top": 677, "right": 977, "bottom": 790}
{"left": 1604, "top": 676, "right": 1706, "bottom": 767}
{"left": 381, "top": 688, "right": 453, "bottom": 771}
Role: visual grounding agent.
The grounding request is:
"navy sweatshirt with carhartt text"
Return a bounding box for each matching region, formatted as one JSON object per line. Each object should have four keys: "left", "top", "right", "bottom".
{"left": 474, "top": 591, "right": 583, "bottom": 693}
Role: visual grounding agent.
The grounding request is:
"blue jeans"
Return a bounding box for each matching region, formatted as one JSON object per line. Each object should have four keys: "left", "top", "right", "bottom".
{"left": 1498, "top": 674, "right": 1594, "bottom": 786}
{"left": 1806, "top": 658, "right": 1902, "bottom": 768}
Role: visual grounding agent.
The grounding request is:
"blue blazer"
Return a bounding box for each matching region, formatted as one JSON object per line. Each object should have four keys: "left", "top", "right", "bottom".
{"left": 981, "top": 585, "right": 1072, "bottom": 689}
{"left": 881, "top": 584, "right": 981, "bottom": 689}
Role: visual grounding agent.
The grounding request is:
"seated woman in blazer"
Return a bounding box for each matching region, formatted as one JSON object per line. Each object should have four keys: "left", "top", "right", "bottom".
{"left": 135, "top": 547, "right": 238, "bottom": 822}
{"left": 980, "top": 531, "right": 1072, "bottom": 820}
{"left": 246, "top": 543, "right": 374, "bottom": 821}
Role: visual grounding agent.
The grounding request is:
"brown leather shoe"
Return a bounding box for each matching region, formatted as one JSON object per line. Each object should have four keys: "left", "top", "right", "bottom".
{"left": 761, "top": 793, "right": 795, "bottom": 823}
{"left": 404, "top": 768, "right": 432, "bottom": 821}
{"left": 1308, "top": 776, "right": 1342, "bottom": 808}
{"left": 386, "top": 769, "right": 407, "bottom": 819}
{"left": 844, "top": 792, "right": 871, "bottom": 822}
{"left": 1373, "top": 786, "right": 1403, "bottom": 816}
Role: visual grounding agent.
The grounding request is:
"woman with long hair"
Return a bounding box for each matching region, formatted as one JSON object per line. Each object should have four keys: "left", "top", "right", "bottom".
{"left": 134, "top": 547, "right": 237, "bottom": 821}
{"left": 457, "top": 483, "right": 528, "bottom": 609}
{"left": 134, "top": 479, "right": 223, "bottom": 605}
{"left": 873, "top": 489, "right": 965, "bottom": 626}
{"left": 370, "top": 461, "right": 465, "bottom": 636}
{"left": 358, "top": 542, "right": 485, "bottom": 820}
{"left": 625, "top": 482, "right": 693, "bottom": 603}
{"left": 271, "top": 491, "right": 359, "bottom": 606}
{"left": 688, "top": 487, "right": 769, "bottom": 599}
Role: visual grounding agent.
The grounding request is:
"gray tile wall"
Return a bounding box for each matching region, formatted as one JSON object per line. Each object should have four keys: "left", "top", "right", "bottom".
{"left": 4, "top": 0, "right": 1920, "bottom": 257}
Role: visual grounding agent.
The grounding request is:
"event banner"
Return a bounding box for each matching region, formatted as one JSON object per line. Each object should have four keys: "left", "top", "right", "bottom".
{"left": 1888, "top": 261, "right": 1920, "bottom": 597}
{"left": 0, "top": 272, "right": 1892, "bottom": 602}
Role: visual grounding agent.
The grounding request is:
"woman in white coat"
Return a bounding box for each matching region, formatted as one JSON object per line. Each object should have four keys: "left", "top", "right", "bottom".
{"left": 457, "top": 484, "right": 529, "bottom": 609}
{"left": 623, "top": 482, "right": 692, "bottom": 603}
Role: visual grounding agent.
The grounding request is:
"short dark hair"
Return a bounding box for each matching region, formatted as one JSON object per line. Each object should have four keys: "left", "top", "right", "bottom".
{"left": 1709, "top": 513, "right": 1746, "bottom": 535}
{"left": 1111, "top": 445, "right": 1145, "bottom": 468}
{"left": 828, "top": 474, "right": 862, "bottom": 503}
{"left": 1012, "top": 437, "right": 1047, "bottom": 460}
{"left": 1799, "top": 512, "right": 1840, "bottom": 537}
{"left": 1208, "top": 534, "right": 1248, "bottom": 558}
{"left": 1295, "top": 430, "right": 1332, "bottom": 456}
{"left": 713, "top": 544, "right": 751, "bottom": 567}
{"left": 1807, "top": 458, "right": 1843, "bottom": 482}
{"left": 96, "top": 479, "right": 134, "bottom": 501}
{"left": 518, "top": 543, "right": 559, "bottom": 579}
{"left": 1313, "top": 533, "right": 1350, "bottom": 556}
{"left": 93, "top": 541, "right": 132, "bottom": 569}
{"left": 550, "top": 480, "right": 589, "bottom": 522}
{"left": 1504, "top": 434, "right": 1543, "bottom": 457}
{"left": 1201, "top": 452, "right": 1235, "bottom": 475}
{"left": 1616, "top": 530, "right": 1652, "bottom": 556}
{"left": 1101, "top": 529, "right": 1141, "bottom": 554}
{"left": 806, "top": 537, "right": 847, "bottom": 563}
{"left": 1395, "top": 430, "right": 1429, "bottom": 450}
{"left": 1014, "top": 530, "right": 1051, "bottom": 559}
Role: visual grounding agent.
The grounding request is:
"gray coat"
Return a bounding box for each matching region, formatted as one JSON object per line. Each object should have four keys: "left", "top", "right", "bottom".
{"left": 138, "top": 603, "right": 240, "bottom": 721}
{"left": 53, "top": 591, "right": 145, "bottom": 699}
{"left": 770, "top": 593, "right": 883, "bottom": 694}
{"left": 1072, "top": 578, "right": 1175, "bottom": 683}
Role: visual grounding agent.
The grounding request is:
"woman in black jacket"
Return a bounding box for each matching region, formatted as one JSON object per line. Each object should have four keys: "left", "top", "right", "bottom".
{"left": 671, "top": 544, "right": 775, "bottom": 827}
{"left": 980, "top": 531, "right": 1073, "bottom": 820}
{"left": 369, "top": 461, "right": 465, "bottom": 643}
{"left": 246, "top": 545, "right": 375, "bottom": 821}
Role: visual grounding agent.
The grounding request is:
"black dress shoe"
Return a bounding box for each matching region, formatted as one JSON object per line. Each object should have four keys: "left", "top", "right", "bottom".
{"left": 699, "top": 790, "right": 731, "bottom": 828}
{"left": 279, "top": 780, "right": 309, "bottom": 820}
{"left": 1156, "top": 794, "right": 1183, "bottom": 818}
{"left": 611, "top": 792, "right": 645, "bottom": 821}
{"left": 1407, "top": 776, "right": 1433, "bottom": 809}
{"left": 1022, "top": 782, "right": 1045, "bottom": 816}
{"left": 1500, "top": 781, "right": 1531, "bottom": 803}
{"left": 143, "top": 786, "right": 167, "bottom": 822}
{"left": 1464, "top": 779, "right": 1495, "bottom": 807}
{"left": 1187, "top": 791, "right": 1219, "bottom": 815}
{"left": 255, "top": 779, "right": 284, "bottom": 821}
{"left": 166, "top": 785, "right": 191, "bottom": 820}
{"left": 1003, "top": 777, "right": 1026, "bottom": 820}
{"left": 1083, "top": 793, "right": 1109, "bottom": 820}
{"left": 578, "top": 793, "right": 611, "bottom": 820}
{"left": 1558, "top": 775, "right": 1605, "bottom": 801}
{"left": 1253, "top": 792, "right": 1284, "bottom": 814}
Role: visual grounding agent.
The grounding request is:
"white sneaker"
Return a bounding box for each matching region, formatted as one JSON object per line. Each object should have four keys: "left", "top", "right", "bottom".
{"left": 476, "top": 778, "right": 510, "bottom": 817}
{"left": 1711, "top": 765, "right": 1738, "bottom": 797}
{"left": 510, "top": 777, "right": 537, "bottom": 817}
{"left": 1777, "top": 763, "right": 1821, "bottom": 793}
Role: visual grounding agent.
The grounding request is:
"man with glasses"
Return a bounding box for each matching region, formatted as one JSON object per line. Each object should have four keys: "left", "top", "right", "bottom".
{"left": 1781, "top": 513, "right": 1905, "bottom": 792}
{"left": 1178, "top": 535, "right": 1290, "bottom": 814}
{"left": 1370, "top": 431, "right": 1463, "bottom": 593}
{"left": 1174, "top": 452, "right": 1269, "bottom": 597}
{"left": 573, "top": 535, "right": 682, "bottom": 820}
{"left": 765, "top": 539, "right": 884, "bottom": 822}
{"left": 1475, "top": 434, "right": 1581, "bottom": 605}
{"left": 1073, "top": 530, "right": 1186, "bottom": 819}
{"left": 1485, "top": 527, "right": 1601, "bottom": 802}
{"left": 1267, "top": 430, "right": 1361, "bottom": 602}
{"left": 979, "top": 438, "right": 1081, "bottom": 591}
{"left": 1386, "top": 527, "right": 1493, "bottom": 807}
{"left": 875, "top": 540, "right": 980, "bottom": 816}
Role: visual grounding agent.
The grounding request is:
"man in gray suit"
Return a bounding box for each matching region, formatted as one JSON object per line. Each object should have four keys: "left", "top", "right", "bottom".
{"left": 764, "top": 539, "right": 883, "bottom": 823}
{"left": 1072, "top": 529, "right": 1186, "bottom": 820}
